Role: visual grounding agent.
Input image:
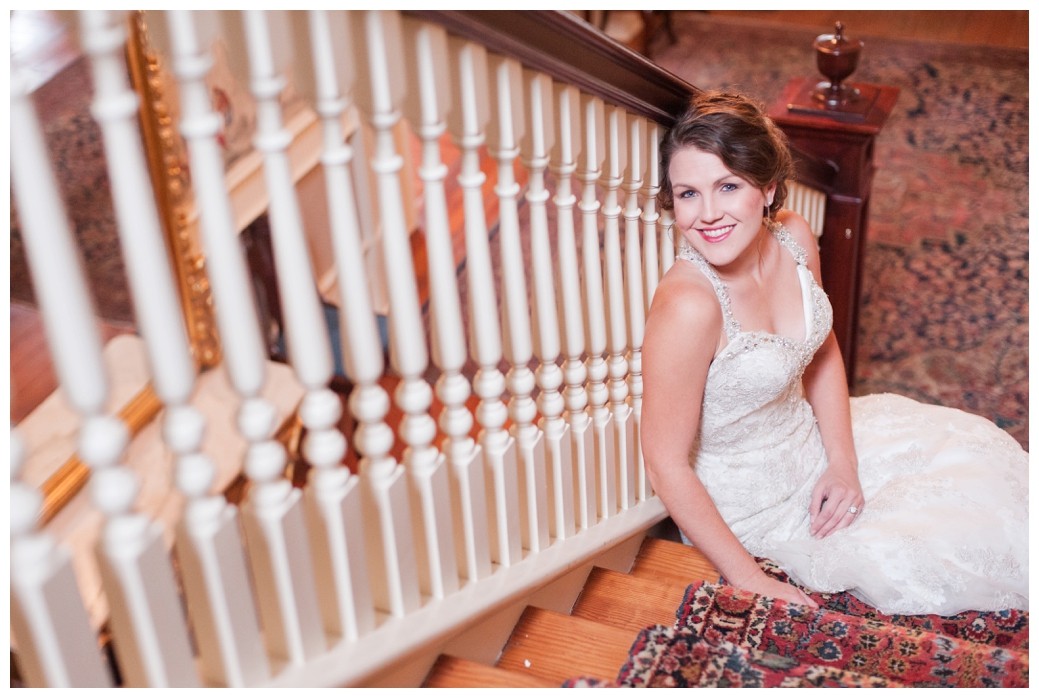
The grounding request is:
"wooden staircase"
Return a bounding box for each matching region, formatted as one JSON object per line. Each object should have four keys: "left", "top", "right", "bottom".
{"left": 422, "top": 535, "right": 720, "bottom": 687}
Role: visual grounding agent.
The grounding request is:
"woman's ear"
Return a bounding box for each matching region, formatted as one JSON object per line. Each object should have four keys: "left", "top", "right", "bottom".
{"left": 765, "top": 182, "right": 777, "bottom": 207}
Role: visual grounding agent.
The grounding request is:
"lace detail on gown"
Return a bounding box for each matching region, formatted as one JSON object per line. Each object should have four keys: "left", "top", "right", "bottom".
{"left": 676, "top": 222, "right": 1028, "bottom": 615}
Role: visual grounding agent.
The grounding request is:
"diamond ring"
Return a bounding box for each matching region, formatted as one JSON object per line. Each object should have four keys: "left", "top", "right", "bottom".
{"left": 848, "top": 505, "right": 860, "bottom": 515}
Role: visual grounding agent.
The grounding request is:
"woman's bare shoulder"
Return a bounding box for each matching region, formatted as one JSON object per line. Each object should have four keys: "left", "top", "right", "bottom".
{"left": 646, "top": 261, "right": 723, "bottom": 336}
{"left": 776, "top": 209, "right": 816, "bottom": 246}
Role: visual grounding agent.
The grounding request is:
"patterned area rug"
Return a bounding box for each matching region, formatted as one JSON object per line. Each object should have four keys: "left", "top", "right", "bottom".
{"left": 566, "top": 560, "right": 1029, "bottom": 688}
{"left": 649, "top": 12, "right": 1029, "bottom": 449}
{"left": 10, "top": 56, "right": 135, "bottom": 324}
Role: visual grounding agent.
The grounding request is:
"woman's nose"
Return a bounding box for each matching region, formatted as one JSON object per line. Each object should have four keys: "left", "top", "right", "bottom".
{"left": 700, "top": 194, "right": 721, "bottom": 222}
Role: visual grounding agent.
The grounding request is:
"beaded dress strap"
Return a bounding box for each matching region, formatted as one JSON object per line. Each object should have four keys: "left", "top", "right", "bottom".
{"left": 676, "top": 237, "right": 741, "bottom": 340}
{"left": 769, "top": 220, "right": 809, "bottom": 267}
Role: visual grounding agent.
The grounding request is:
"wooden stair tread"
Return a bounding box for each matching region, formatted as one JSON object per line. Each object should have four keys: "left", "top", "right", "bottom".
{"left": 422, "top": 654, "right": 556, "bottom": 688}
{"left": 497, "top": 606, "right": 635, "bottom": 685}
{"left": 572, "top": 567, "right": 687, "bottom": 632}
{"left": 631, "top": 537, "right": 721, "bottom": 586}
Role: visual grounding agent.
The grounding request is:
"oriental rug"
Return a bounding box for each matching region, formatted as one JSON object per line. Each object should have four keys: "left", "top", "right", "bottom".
{"left": 648, "top": 12, "right": 1029, "bottom": 449}
{"left": 565, "top": 560, "right": 1029, "bottom": 688}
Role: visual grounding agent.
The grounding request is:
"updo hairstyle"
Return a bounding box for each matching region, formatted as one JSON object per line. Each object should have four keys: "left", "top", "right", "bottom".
{"left": 658, "top": 91, "right": 794, "bottom": 218}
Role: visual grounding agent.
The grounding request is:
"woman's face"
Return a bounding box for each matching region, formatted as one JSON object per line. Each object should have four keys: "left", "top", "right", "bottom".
{"left": 670, "top": 146, "right": 776, "bottom": 271}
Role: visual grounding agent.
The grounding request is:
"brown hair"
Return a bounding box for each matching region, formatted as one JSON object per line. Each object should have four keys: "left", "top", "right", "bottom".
{"left": 658, "top": 91, "right": 794, "bottom": 217}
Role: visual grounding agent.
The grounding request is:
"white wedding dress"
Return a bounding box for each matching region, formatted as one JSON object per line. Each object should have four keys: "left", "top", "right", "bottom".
{"left": 677, "top": 224, "right": 1029, "bottom": 616}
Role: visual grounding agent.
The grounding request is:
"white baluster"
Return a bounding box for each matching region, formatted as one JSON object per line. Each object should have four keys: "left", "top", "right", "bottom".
{"left": 10, "top": 50, "right": 114, "bottom": 693}
{"left": 641, "top": 123, "right": 662, "bottom": 311}
{"left": 89, "top": 10, "right": 267, "bottom": 686}
{"left": 446, "top": 36, "right": 522, "bottom": 566}
{"left": 401, "top": 16, "right": 491, "bottom": 584}
{"left": 350, "top": 9, "right": 432, "bottom": 612}
{"left": 301, "top": 8, "right": 378, "bottom": 641}
{"left": 164, "top": 10, "right": 306, "bottom": 683}
{"left": 578, "top": 95, "right": 614, "bottom": 523}
{"left": 600, "top": 105, "right": 632, "bottom": 515}
{"left": 10, "top": 428, "right": 112, "bottom": 687}
{"left": 623, "top": 115, "right": 648, "bottom": 504}
{"left": 240, "top": 9, "right": 327, "bottom": 662}
{"left": 550, "top": 84, "right": 594, "bottom": 531}
{"left": 660, "top": 207, "right": 677, "bottom": 275}
{"left": 488, "top": 55, "right": 549, "bottom": 555}
{"left": 522, "top": 72, "right": 574, "bottom": 542}
{"left": 78, "top": 11, "right": 201, "bottom": 686}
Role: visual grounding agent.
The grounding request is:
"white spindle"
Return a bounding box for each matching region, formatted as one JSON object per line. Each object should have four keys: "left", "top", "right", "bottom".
{"left": 578, "top": 95, "right": 614, "bottom": 523}
{"left": 10, "top": 427, "right": 112, "bottom": 687}
{"left": 660, "top": 207, "right": 677, "bottom": 275}
{"left": 79, "top": 10, "right": 201, "bottom": 686}
{"left": 600, "top": 105, "right": 631, "bottom": 515}
{"left": 359, "top": 10, "right": 458, "bottom": 602}
{"left": 623, "top": 115, "right": 648, "bottom": 504}
{"left": 401, "top": 16, "right": 492, "bottom": 583}
{"left": 165, "top": 10, "right": 303, "bottom": 684}
{"left": 8, "top": 62, "right": 113, "bottom": 689}
{"left": 641, "top": 123, "right": 662, "bottom": 309}
{"left": 90, "top": 9, "right": 266, "bottom": 686}
{"left": 787, "top": 181, "right": 826, "bottom": 239}
{"left": 522, "top": 72, "right": 575, "bottom": 542}
{"left": 446, "top": 36, "right": 522, "bottom": 566}
{"left": 351, "top": 9, "right": 434, "bottom": 612}
{"left": 488, "top": 55, "right": 549, "bottom": 554}
{"left": 550, "top": 83, "right": 595, "bottom": 531}
{"left": 241, "top": 9, "right": 327, "bottom": 662}
{"left": 301, "top": 9, "right": 378, "bottom": 639}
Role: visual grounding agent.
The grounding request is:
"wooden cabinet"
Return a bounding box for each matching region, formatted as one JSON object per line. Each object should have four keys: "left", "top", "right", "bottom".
{"left": 770, "top": 78, "right": 899, "bottom": 384}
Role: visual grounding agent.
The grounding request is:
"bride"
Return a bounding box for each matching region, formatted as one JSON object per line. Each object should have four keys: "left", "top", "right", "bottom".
{"left": 640, "top": 90, "right": 1028, "bottom": 616}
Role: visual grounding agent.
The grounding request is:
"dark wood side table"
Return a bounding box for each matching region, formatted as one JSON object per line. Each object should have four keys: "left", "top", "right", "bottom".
{"left": 769, "top": 77, "right": 899, "bottom": 385}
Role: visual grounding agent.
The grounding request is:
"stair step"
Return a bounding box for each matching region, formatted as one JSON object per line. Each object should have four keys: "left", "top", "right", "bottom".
{"left": 497, "top": 606, "right": 636, "bottom": 685}
{"left": 422, "top": 654, "right": 556, "bottom": 688}
{"left": 630, "top": 537, "right": 720, "bottom": 586}
{"left": 571, "top": 567, "right": 688, "bottom": 632}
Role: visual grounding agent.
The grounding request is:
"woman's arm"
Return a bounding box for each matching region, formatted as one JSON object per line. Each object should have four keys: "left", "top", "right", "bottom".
{"left": 641, "top": 267, "right": 818, "bottom": 607}
{"left": 781, "top": 212, "right": 864, "bottom": 538}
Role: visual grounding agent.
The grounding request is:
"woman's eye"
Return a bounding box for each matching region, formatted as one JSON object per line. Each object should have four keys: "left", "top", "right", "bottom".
{"left": 721, "top": 182, "right": 738, "bottom": 192}
{"left": 679, "top": 190, "right": 697, "bottom": 199}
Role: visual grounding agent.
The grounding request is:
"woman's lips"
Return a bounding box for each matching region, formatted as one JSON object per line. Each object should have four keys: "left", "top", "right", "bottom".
{"left": 698, "top": 224, "right": 734, "bottom": 243}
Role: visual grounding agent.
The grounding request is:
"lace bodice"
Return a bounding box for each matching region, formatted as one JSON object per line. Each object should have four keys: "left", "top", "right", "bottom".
{"left": 676, "top": 224, "right": 832, "bottom": 455}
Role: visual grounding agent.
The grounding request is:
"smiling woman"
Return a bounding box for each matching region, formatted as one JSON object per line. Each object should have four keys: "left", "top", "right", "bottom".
{"left": 640, "top": 89, "right": 1028, "bottom": 617}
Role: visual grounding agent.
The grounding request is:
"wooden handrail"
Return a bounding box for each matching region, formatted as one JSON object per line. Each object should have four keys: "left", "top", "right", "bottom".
{"left": 407, "top": 10, "right": 694, "bottom": 127}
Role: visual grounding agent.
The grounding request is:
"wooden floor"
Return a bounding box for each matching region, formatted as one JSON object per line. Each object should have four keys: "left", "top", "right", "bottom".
{"left": 705, "top": 10, "right": 1028, "bottom": 49}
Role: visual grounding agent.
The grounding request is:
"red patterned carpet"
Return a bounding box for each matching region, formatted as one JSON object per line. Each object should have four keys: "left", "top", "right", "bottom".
{"left": 650, "top": 13, "right": 1029, "bottom": 449}
{"left": 566, "top": 560, "right": 1028, "bottom": 688}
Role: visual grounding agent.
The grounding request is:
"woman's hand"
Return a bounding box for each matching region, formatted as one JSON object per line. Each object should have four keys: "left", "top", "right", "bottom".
{"left": 809, "top": 465, "right": 864, "bottom": 538}
{"left": 730, "top": 571, "right": 820, "bottom": 609}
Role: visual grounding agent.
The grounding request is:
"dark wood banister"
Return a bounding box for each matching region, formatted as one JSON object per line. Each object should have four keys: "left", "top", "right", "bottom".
{"left": 407, "top": 10, "right": 691, "bottom": 127}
